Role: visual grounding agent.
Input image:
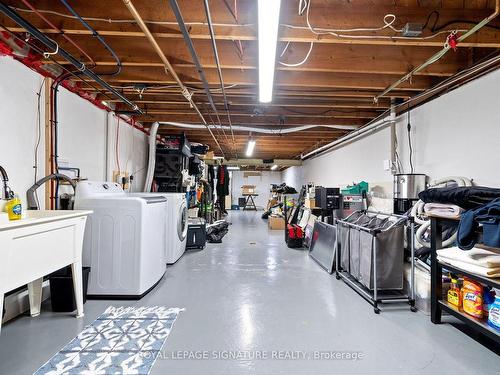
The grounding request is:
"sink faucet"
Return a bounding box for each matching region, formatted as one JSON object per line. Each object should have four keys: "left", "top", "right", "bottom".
{"left": 0, "top": 165, "right": 12, "bottom": 200}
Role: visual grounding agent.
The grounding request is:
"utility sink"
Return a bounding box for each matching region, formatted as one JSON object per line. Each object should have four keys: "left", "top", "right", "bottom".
{"left": 0, "top": 209, "right": 92, "bottom": 334}
{"left": 0, "top": 210, "right": 91, "bottom": 230}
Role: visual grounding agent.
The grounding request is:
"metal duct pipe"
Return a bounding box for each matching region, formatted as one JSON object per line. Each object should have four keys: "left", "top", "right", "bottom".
{"left": 122, "top": 0, "right": 225, "bottom": 157}
{"left": 0, "top": 2, "right": 140, "bottom": 113}
{"left": 158, "top": 121, "right": 358, "bottom": 134}
{"left": 375, "top": 0, "right": 500, "bottom": 101}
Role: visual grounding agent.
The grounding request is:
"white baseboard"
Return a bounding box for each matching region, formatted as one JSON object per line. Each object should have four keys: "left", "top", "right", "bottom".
{"left": 2, "top": 281, "right": 51, "bottom": 323}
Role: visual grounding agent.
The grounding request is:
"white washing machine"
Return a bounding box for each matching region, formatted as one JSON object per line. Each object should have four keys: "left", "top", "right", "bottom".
{"left": 128, "top": 192, "right": 188, "bottom": 264}
{"left": 74, "top": 181, "right": 167, "bottom": 298}
{"left": 164, "top": 193, "right": 188, "bottom": 264}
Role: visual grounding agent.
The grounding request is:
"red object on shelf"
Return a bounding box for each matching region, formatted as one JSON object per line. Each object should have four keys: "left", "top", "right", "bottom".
{"left": 447, "top": 32, "right": 459, "bottom": 51}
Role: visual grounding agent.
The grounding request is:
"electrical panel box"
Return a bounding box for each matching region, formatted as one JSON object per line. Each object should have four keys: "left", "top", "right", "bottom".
{"left": 401, "top": 23, "right": 423, "bottom": 37}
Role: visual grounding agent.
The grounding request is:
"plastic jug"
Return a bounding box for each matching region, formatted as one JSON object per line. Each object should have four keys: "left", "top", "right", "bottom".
{"left": 4, "top": 194, "right": 22, "bottom": 221}
{"left": 461, "top": 278, "right": 483, "bottom": 318}
{"left": 488, "top": 295, "right": 500, "bottom": 330}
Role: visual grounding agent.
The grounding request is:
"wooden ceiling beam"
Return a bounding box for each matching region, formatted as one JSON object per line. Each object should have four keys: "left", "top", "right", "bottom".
{"left": 49, "top": 37, "right": 467, "bottom": 77}
{"left": 105, "top": 98, "right": 389, "bottom": 109}
{"left": 3, "top": 1, "right": 499, "bottom": 47}
{"left": 88, "top": 87, "right": 411, "bottom": 99}
{"left": 86, "top": 66, "right": 433, "bottom": 91}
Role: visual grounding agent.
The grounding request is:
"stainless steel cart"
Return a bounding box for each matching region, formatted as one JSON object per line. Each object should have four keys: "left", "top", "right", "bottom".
{"left": 335, "top": 210, "right": 416, "bottom": 314}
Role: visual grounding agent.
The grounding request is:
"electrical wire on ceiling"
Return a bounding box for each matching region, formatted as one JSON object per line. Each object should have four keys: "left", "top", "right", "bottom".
{"left": 11, "top": 2, "right": 473, "bottom": 41}
{"left": 424, "top": 9, "right": 500, "bottom": 32}
{"left": 279, "top": 41, "right": 314, "bottom": 67}
{"left": 285, "top": 0, "right": 469, "bottom": 40}
{"left": 59, "top": 0, "right": 122, "bottom": 76}
{"left": 10, "top": 6, "right": 253, "bottom": 28}
{"left": 374, "top": 0, "right": 499, "bottom": 101}
{"left": 0, "top": 23, "right": 117, "bottom": 105}
{"left": 0, "top": 5, "right": 141, "bottom": 113}
{"left": 280, "top": 106, "right": 378, "bottom": 116}
{"left": 19, "top": 0, "right": 96, "bottom": 67}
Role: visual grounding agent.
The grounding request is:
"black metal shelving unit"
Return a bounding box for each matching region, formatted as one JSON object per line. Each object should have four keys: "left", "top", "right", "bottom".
{"left": 430, "top": 215, "right": 500, "bottom": 344}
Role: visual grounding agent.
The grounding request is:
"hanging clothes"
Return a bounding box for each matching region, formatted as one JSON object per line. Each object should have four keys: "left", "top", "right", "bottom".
{"left": 208, "top": 165, "right": 215, "bottom": 196}
{"left": 216, "top": 165, "right": 230, "bottom": 197}
{"left": 216, "top": 165, "right": 230, "bottom": 212}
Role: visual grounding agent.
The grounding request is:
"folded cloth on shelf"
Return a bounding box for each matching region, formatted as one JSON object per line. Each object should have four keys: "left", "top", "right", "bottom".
{"left": 419, "top": 186, "right": 500, "bottom": 210}
{"left": 437, "top": 256, "right": 500, "bottom": 278}
{"left": 437, "top": 246, "right": 500, "bottom": 268}
{"left": 457, "top": 198, "right": 500, "bottom": 250}
{"left": 424, "top": 203, "right": 464, "bottom": 218}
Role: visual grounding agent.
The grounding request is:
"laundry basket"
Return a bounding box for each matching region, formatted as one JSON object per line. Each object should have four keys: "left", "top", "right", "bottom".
{"left": 335, "top": 210, "right": 415, "bottom": 313}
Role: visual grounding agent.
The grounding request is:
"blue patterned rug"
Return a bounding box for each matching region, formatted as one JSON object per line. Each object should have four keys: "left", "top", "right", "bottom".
{"left": 34, "top": 306, "right": 183, "bottom": 375}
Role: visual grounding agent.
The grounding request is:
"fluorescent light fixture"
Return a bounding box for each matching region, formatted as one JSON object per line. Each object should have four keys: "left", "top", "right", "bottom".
{"left": 227, "top": 166, "right": 240, "bottom": 171}
{"left": 101, "top": 100, "right": 108, "bottom": 106}
{"left": 271, "top": 164, "right": 278, "bottom": 170}
{"left": 246, "top": 139, "right": 256, "bottom": 157}
{"left": 258, "top": 0, "right": 281, "bottom": 103}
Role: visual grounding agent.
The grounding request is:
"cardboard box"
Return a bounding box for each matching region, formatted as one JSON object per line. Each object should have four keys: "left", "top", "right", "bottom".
{"left": 268, "top": 215, "right": 285, "bottom": 230}
{"left": 304, "top": 198, "right": 317, "bottom": 209}
{"left": 242, "top": 185, "right": 256, "bottom": 195}
{"left": 202, "top": 151, "right": 215, "bottom": 160}
{"left": 267, "top": 198, "right": 278, "bottom": 210}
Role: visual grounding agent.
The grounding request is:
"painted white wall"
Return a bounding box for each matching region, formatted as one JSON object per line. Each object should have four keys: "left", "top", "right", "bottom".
{"left": 0, "top": 56, "right": 149, "bottom": 214}
{"left": 282, "top": 165, "right": 304, "bottom": 191}
{"left": 395, "top": 68, "right": 500, "bottom": 187}
{"left": 106, "top": 113, "right": 149, "bottom": 191}
{"left": 231, "top": 171, "right": 282, "bottom": 208}
{"left": 283, "top": 69, "right": 500, "bottom": 195}
{"left": 0, "top": 56, "right": 46, "bottom": 209}
{"left": 57, "top": 85, "right": 108, "bottom": 181}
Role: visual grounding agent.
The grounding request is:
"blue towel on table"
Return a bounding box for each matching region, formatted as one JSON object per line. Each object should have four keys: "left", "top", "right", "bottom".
{"left": 457, "top": 198, "right": 500, "bottom": 250}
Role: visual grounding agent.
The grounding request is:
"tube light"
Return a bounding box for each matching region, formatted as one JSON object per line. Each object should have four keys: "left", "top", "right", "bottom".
{"left": 246, "top": 139, "right": 256, "bottom": 157}
{"left": 258, "top": 0, "right": 281, "bottom": 103}
{"left": 271, "top": 164, "right": 278, "bottom": 170}
{"left": 227, "top": 166, "right": 240, "bottom": 171}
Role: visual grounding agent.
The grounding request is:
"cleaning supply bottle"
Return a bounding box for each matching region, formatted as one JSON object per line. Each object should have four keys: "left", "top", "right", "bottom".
{"left": 447, "top": 274, "right": 462, "bottom": 307}
{"left": 488, "top": 293, "right": 500, "bottom": 330}
{"left": 4, "top": 193, "right": 22, "bottom": 221}
{"left": 483, "top": 287, "right": 495, "bottom": 318}
{"left": 461, "top": 278, "right": 483, "bottom": 318}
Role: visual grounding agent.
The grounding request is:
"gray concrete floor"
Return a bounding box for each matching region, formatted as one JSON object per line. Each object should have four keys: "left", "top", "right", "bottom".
{"left": 0, "top": 211, "right": 498, "bottom": 374}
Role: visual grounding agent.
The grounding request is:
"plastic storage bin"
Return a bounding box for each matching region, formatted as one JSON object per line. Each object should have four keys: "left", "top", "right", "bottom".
{"left": 49, "top": 267, "right": 90, "bottom": 312}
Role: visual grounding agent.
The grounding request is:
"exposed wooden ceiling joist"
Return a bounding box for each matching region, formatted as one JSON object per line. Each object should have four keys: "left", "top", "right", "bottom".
{"left": 1, "top": 0, "right": 498, "bottom": 159}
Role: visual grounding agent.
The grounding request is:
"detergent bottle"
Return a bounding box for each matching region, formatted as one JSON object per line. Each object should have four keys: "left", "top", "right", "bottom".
{"left": 4, "top": 193, "right": 22, "bottom": 221}
{"left": 461, "top": 278, "right": 483, "bottom": 319}
{"left": 447, "top": 274, "right": 462, "bottom": 307}
{"left": 488, "top": 293, "right": 500, "bottom": 330}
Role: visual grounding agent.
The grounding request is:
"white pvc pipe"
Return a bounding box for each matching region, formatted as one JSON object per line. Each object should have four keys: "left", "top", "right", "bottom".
{"left": 143, "top": 122, "right": 159, "bottom": 192}
{"left": 158, "top": 121, "right": 358, "bottom": 134}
